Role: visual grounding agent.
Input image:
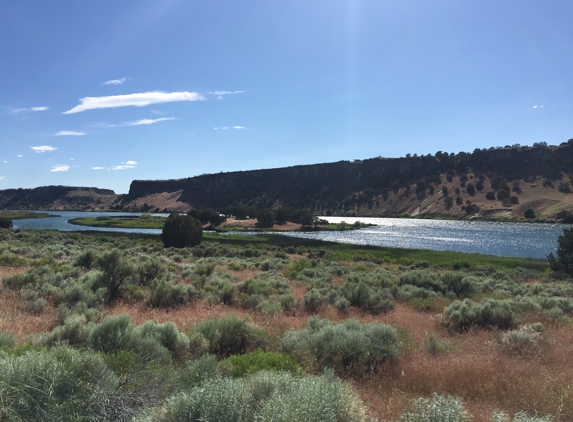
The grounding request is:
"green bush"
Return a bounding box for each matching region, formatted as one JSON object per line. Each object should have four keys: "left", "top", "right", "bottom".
{"left": 191, "top": 314, "right": 270, "bottom": 358}
{"left": 401, "top": 393, "right": 472, "bottom": 422}
{"left": 442, "top": 299, "right": 517, "bottom": 332}
{"left": 237, "top": 272, "right": 295, "bottom": 313}
{"left": 424, "top": 332, "right": 456, "bottom": 356}
{"left": 0, "top": 331, "right": 16, "bottom": 348}
{"left": 279, "top": 317, "right": 399, "bottom": 374}
{"left": 177, "top": 354, "right": 220, "bottom": 389}
{"left": 95, "top": 249, "right": 134, "bottom": 301}
{"left": 136, "top": 371, "right": 370, "bottom": 422}
{"left": 149, "top": 278, "right": 197, "bottom": 308}
{"left": 0, "top": 346, "right": 117, "bottom": 421}
{"left": 161, "top": 213, "right": 203, "bottom": 248}
{"left": 220, "top": 349, "right": 302, "bottom": 377}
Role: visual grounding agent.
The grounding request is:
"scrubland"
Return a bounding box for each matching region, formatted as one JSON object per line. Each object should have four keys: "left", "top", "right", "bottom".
{"left": 0, "top": 228, "right": 571, "bottom": 421}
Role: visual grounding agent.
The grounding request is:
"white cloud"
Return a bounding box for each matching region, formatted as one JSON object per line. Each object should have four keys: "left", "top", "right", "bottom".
{"left": 208, "top": 90, "right": 245, "bottom": 96}
{"left": 0, "top": 176, "right": 4, "bottom": 181}
{"left": 31, "top": 145, "right": 57, "bottom": 153}
{"left": 208, "top": 90, "right": 245, "bottom": 100}
{"left": 233, "top": 126, "right": 245, "bottom": 129}
{"left": 12, "top": 106, "right": 49, "bottom": 114}
{"left": 56, "top": 131, "right": 86, "bottom": 136}
{"left": 63, "top": 91, "right": 204, "bottom": 114}
{"left": 2, "top": 160, "right": 7, "bottom": 163}
{"left": 214, "top": 126, "right": 245, "bottom": 130}
{"left": 533, "top": 105, "right": 538, "bottom": 109}
{"left": 112, "top": 160, "right": 137, "bottom": 171}
{"left": 51, "top": 165, "right": 69, "bottom": 172}
{"left": 128, "top": 117, "right": 176, "bottom": 126}
{"left": 102, "top": 77, "right": 127, "bottom": 85}
{"left": 92, "top": 166, "right": 106, "bottom": 170}
{"left": 17, "top": 155, "right": 23, "bottom": 158}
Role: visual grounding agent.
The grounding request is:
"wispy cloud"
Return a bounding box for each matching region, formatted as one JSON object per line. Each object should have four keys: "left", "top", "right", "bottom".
{"left": 12, "top": 106, "right": 49, "bottom": 114}
{"left": 112, "top": 160, "right": 137, "bottom": 171}
{"left": 128, "top": 117, "right": 176, "bottom": 126}
{"left": 2, "top": 160, "right": 7, "bottom": 164}
{"left": 56, "top": 131, "right": 86, "bottom": 136}
{"left": 214, "top": 126, "right": 245, "bottom": 130}
{"left": 533, "top": 105, "right": 544, "bottom": 109}
{"left": 63, "top": 91, "right": 204, "bottom": 114}
{"left": 102, "top": 77, "right": 127, "bottom": 86}
{"left": 208, "top": 90, "right": 246, "bottom": 100}
{"left": 0, "top": 176, "right": 5, "bottom": 181}
{"left": 31, "top": 145, "right": 57, "bottom": 153}
{"left": 92, "top": 166, "right": 106, "bottom": 170}
{"left": 17, "top": 155, "right": 23, "bottom": 158}
{"left": 51, "top": 165, "right": 70, "bottom": 172}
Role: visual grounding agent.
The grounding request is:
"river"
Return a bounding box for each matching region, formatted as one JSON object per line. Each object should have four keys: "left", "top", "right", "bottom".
{"left": 11, "top": 211, "right": 569, "bottom": 259}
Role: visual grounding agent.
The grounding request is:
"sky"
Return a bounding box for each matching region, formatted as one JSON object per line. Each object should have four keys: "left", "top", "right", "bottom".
{"left": 1, "top": 1, "right": 572, "bottom": 194}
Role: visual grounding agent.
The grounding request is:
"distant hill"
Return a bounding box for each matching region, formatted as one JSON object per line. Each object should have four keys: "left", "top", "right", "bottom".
{"left": 3, "top": 141, "right": 573, "bottom": 221}
{"left": 0, "top": 186, "right": 119, "bottom": 211}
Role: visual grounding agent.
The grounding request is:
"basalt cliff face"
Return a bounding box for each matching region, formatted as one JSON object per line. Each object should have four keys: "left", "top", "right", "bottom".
{"left": 3, "top": 143, "right": 573, "bottom": 220}
{"left": 119, "top": 143, "right": 573, "bottom": 220}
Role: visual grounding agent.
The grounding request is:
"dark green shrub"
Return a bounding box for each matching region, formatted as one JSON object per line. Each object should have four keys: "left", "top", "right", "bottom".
{"left": 548, "top": 227, "right": 573, "bottom": 275}
{"left": 161, "top": 212, "right": 203, "bottom": 248}
{"left": 220, "top": 349, "right": 302, "bottom": 377}
{"left": 0, "top": 218, "right": 13, "bottom": 229}
{"left": 486, "top": 191, "right": 496, "bottom": 200}
{"left": 455, "top": 196, "right": 463, "bottom": 205}
{"left": 191, "top": 314, "right": 270, "bottom": 358}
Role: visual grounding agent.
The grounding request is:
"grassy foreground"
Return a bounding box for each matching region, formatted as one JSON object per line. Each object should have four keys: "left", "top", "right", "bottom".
{"left": 0, "top": 227, "right": 570, "bottom": 421}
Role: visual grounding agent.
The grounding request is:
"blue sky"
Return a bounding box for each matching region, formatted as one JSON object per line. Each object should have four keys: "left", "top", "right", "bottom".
{"left": 1, "top": 1, "right": 572, "bottom": 193}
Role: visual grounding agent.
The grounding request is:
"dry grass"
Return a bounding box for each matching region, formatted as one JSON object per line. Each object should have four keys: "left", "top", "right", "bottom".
{"left": 0, "top": 267, "right": 58, "bottom": 343}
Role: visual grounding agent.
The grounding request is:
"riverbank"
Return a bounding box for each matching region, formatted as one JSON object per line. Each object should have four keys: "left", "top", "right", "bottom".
{"left": 68, "top": 215, "right": 375, "bottom": 232}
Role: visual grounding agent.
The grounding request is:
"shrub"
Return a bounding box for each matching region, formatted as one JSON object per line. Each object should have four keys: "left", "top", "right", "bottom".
{"left": 0, "top": 346, "right": 117, "bottom": 421}
{"left": 149, "top": 278, "right": 197, "bottom": 308}
{"left": 401, "top": 393, "right": 472, "bottom": 422}
{"left": 547, "top": 227, "right": 573, "bottom": 275}
{"left": 424, "top": 332, "right": 456, "bottom": 356}
{"left": 95, "top": 249, "right": 134, "bottom": 301}
{"left": 524, "top": 208, "right": 536, "bottom": 219}
{"left": 0, "top": 331, "right": 16, "bottom": 348}
{"left": 279, "top": 317, "right": 399, "bottom": 374}
{"left": 178, "top": 354, "right": 220, "bottom": 389}
{"left": 442, "top": 299, "right": 517, "bottom": 332}
{"left": 220, "top": 349, "right": 302, "bottom": 377}
{"left": 161, "top": 212, "right": 203, "bottom": 248}
{"left": 88, "top": 314, "right": 137, "bottom": 354}
{"left": 137, "top": 371, "right": 370, "bottom": 422}
{"left": 73, "top": 249, "right": 97, "bottom": 268}
{"left": 191, "top": 314, "right": 270, "bottom": 358}
{"left": 486, "top": 191, "right": 496, "bottom": 200}
{"left": 136, "top": 258, "right": 167, "bottom": 287}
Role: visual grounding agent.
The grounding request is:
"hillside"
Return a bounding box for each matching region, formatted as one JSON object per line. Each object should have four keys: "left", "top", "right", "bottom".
{"left": 3, "top": 141, "right": 573, "bottom": 221}
{"left": 0, "top": 186, "right": 120, "bottom": 211}
{"left": 120, "top": 141, "right": 573, "bottom": 221}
